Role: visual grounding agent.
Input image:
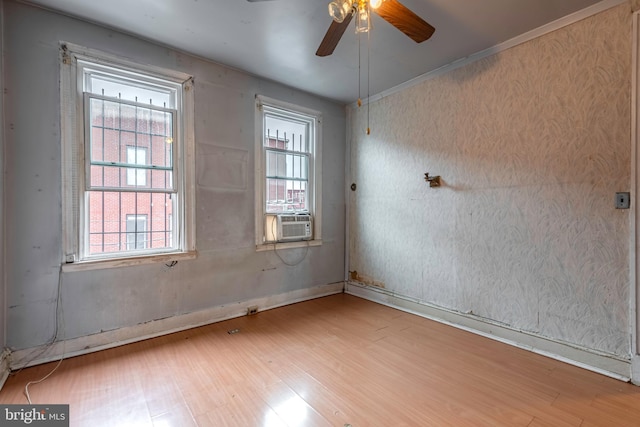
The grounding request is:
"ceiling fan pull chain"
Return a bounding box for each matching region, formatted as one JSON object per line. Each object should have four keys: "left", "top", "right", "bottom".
{"left": 367, "top": 23, "right": 371, "bottom": 135}
{"left": 357, "top": 26, "right": 362, "bottom": 108}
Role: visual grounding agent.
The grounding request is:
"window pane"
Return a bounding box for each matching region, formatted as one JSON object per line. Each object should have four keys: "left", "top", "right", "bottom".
{"left": 266, "top": 178, "right": 285, "bottom": 213}
{"left": 137, "top": 107, "right": 151, "bottom": 134}
{"left": 120, "top": 104, "right": 137, "bottom": 131}
{"left": 266, "top": 151, "right": 283, "bottom": 177}
{"left": 292, "top": 180, "right": 307, "bottom": 211}
{"left": 150, "top": 168, "right": 173, "bottom": 189}
{"left": 90, "top": 164, "right": 120, "bottom": 188}
{"left": 265, "top": 178, "right": 307, "bottom": 213}
{"left": 126, "top": 215, "right": 148, "bottom": 250}
{"left": 88, "top": 191, "right": 175, "bottom": 255}
{"left": 264, "top": 115, "right": 308, "bottom": 154}
{"left": 90, "top": 165, "right": 174, "bottom": 191}
{"left": 263, "top": 110, "right": 312, "bottom": 215}
{"left": 88, "top": 96, "right": 174, "bottom": 191}
{"left": 266, "top": 151, "right": 308, "bottom": 180}
{"left": 89, "top": 98, "right": 173, "bottom": 165}
{"left": 126, "top": 146, "right": 147, "bottom": 186}
{"left": 90, "top": 126, "right": 122, "bottom": 164}
{"left": 88, "top": 75, "right": 173, "bottom": 107}
{"left": 286, "top": 153, "right": 308, "bottom": 179}
{"left": 151, "top": 134, "right": 173, "bottom": 168}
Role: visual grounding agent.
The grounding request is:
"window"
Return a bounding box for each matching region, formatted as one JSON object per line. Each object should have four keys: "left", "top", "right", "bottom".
{"left": 61, "top": 43, "right": 195, "bottom": 266}
{"left": 265, "top": 119, "right": 309, "bottom": 214}
{"left": 255, "top": 96, "right": 322, "bottom": 247}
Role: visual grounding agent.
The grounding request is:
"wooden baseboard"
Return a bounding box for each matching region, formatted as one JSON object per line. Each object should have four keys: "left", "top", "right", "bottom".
{"left": 345, "top": 282, "right": 631, "bottom": 381}
{"left": 10, "top": 282, "right": 344, "bottom": 370}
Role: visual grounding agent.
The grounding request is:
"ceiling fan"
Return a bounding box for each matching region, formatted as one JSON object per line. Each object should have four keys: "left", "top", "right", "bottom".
{"left": 248, "top": 0, "right": 435, "bottom": 57}
{"left": 317, "top": 0, "right": 434, "bottom": 56}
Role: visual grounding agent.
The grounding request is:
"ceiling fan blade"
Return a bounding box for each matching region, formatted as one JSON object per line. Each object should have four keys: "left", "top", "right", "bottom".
{"left": 316, "top": 13, "right": 354, "bottom": 57}
{"left": 374, "top": 0, "right": 435, "bottom": 43}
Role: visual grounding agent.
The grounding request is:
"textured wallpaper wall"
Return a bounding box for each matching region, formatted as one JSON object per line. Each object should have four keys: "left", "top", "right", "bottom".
{"left": 349, "top": 4, "right": 632, "bottom": 358}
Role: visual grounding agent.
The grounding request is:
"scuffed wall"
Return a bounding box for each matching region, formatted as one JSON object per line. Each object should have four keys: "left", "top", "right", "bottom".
{"left": 0, "top": 0, "right": 5, "bottom": 352}
{"left": 3, "top": 1, "right": 345, "bottom": 350}
{"left": 349, "top": 5, "right": 632, "bottom": 358}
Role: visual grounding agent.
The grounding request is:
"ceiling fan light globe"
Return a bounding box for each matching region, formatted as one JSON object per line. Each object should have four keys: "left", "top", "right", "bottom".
{"left": 328, "top": 1, "right": 347, "bottom": 23}
{"left": 370, "top": 0, "right": 384, "bottom": 9}
{"left": 330, "top": 0, "right": 355, "bottom": 23}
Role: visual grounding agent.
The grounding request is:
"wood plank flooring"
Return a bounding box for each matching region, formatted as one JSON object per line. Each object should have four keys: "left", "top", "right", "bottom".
{"left": 1, "top": 293, "right": 639, "bottom": 426}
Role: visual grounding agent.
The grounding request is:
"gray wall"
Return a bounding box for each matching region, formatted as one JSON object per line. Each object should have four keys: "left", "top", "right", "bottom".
{"left": 0, "top": 0, "right": 5, "bottom": 353}
{"left": 349, "top": 4, "right": 632, "bottom": 359}
{"left": 3, "top": 1, "right": 345, "bottom": 350}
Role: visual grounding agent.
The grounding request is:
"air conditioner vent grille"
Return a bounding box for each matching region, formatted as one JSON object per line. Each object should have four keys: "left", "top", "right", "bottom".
{"left": 282, "top": 223, "right": 308, "bottom": 238}
{"left": 280, "top": 214, "right": 311, "bottom": 222}
{"left": 265, "top": 214, "right": 313, "bottom": 242}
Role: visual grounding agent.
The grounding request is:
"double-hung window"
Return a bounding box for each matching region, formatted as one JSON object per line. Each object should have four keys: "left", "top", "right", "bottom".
{"left": 61, "top": 44, "right": 195, "bottom": 267}
{"left": 255, "top": 96, "right": 322, "bottom": 247}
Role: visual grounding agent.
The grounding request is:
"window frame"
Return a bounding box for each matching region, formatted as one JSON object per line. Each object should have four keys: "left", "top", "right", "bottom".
{"left": 60, "top": 43, "right": 196, "bottom": 270}
{"left": 255, "top": 95, "right": 323, "bottom": 250}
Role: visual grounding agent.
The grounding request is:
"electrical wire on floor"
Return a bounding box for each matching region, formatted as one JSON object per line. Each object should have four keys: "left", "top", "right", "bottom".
{"left": 22, "top": 264, "right": 66, "bottom": 404}
{"left": 24, "top": 355, "right": 64, "bottom": 404}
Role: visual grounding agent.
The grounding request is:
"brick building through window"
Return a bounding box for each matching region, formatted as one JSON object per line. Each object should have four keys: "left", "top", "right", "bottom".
{"left": 265, "top": 135, "right": 307, "bottom": 213}
{"left": 88, "top": 96, "right": 174, "bottom": 254}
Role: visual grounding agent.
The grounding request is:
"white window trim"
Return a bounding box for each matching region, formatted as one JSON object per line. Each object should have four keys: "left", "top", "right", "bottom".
{"left": 60, "top": 42, "right": 196, "bottom": 270}
{"left": 254, "top": 95, "right": 323, "bottom": 250}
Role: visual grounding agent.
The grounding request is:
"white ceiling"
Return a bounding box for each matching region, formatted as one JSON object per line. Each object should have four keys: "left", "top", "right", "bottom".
{"left": 26, "top": 0, "right": 611, "bottom": 104}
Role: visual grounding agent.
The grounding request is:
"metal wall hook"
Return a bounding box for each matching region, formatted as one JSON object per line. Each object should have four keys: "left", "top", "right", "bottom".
{"left": 424, "top": 173, "right": 441, "bottom": 187}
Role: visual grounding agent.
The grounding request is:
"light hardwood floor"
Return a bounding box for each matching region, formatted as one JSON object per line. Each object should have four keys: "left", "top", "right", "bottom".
{"left": 1, "top": 294, "right": 639, "bottom": 426}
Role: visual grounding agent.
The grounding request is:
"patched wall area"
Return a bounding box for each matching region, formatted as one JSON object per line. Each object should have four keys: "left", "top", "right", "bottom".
{"left": 349, "top": 5, "right": 632, "bottom": 358}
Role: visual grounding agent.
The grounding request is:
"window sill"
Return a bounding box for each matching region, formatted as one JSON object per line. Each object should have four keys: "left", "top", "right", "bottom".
{"left": 256, "top": 239, "right": 322, "bottom": 252}
{"left": 61, "top": 251, "right": 198, "bottom": 272}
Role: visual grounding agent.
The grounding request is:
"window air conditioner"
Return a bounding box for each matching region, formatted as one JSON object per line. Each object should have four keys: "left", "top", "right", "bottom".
{"left": 265, "top": 214, "right": 312, "bottom": 242}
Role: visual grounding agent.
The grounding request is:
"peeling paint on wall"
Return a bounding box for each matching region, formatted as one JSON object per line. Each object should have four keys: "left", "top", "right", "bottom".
{"left": 350, "top": 271, "right": 385, "bottom": 289}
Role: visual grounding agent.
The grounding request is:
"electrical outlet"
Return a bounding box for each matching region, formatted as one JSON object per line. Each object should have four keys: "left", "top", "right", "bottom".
{"left": 247, "top": 306, "right": 258, "bottom": 316}
{"left": 615, "top": 192, "right": 630, "bottom": 209}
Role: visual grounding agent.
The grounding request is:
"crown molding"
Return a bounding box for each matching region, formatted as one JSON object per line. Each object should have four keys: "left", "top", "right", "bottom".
{"left": 351, "top": 0, "right": 627, "bottom": 108}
